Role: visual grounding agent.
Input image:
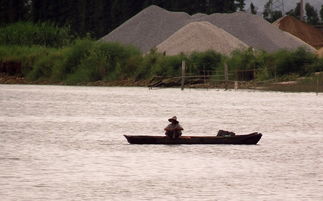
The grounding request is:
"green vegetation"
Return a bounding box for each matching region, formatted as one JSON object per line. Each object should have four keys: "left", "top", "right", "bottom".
{"left": 0, "top": 45, "right": 56, "bottom": 75}
{"left": 1, "top": 22, "right": 323, "bottom": 90}
{"left": 0, "top": 22, "right": 73, "bottom": 47}
{"left": 226, "top": 48, "right": 323, "bottom": 81}
{"left": 264, "top": 73, "right": 323, "bottom": 92}
{"left": 24, "top": 39, "right": 141, "bottom": 84}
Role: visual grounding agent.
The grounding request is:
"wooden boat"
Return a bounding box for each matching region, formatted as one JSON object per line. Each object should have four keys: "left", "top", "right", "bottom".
{"left": 124, "top": 132, "right": 262, "bottom": 145}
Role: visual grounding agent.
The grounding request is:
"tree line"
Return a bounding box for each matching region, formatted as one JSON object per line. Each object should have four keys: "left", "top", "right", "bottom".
{"left": 1, "top": 0, "right": 322, "bottom": 39}
{"left": 0, "top": 0, "right": 246, "bottom": 39}
{"left": 262, "top": 0, "right": 323, "bottom": 24}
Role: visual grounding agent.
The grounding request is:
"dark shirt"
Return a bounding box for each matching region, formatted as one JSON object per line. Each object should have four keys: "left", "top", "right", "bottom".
{"left": 164, "top": 123, "right": 183, "bottom": 138}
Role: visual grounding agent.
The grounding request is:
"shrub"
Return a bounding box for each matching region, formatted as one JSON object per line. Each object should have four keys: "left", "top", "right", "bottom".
{"left": 0, "top": 22, "right": 73, "bottom": 48}
{"left": 227, "top": 48, "right": 266, "bottom": 71}
{"left": 151, "top": 54, "right": 185, "bottom": 77}
{"left": 273, "top": 47, "right": 317, "bottom": 76}
{"left": 94, "top": 42, "right": 141, "bottom": 81}
{"left": 27, "top": 51, "right": 64, "bottom": 81}
{"left": 54, "top": 40, "right": 141, "bottom": 84}
{"left": 134, "top": 50, "right": 163, "bottom": 80}
{"left": 188, "top": 50, "right": 223, "bottom": 74}
{"left": 0, "top": 45, "right": 56, "bottom": 76}
{"left": 304, "top": 57, "right": 323, "bottom": 74}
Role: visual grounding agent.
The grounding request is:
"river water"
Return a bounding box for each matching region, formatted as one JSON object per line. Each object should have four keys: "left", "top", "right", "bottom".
{"left": 0, "top": 85, "right": 322, "bottom": 201}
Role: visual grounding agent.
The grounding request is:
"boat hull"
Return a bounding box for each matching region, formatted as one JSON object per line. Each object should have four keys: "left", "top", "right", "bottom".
{"left": 124, "top": 133, "right": 262, "bottom": 145}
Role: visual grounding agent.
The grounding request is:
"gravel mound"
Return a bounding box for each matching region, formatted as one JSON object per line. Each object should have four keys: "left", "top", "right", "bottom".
{"left": 156, "top": 21, "right": 249, "bottom": 55}
{"left": 317, "top": 47, "right": 323, "bottom": 58}
{"left": 273, "top": 16, "right": 323, "bottom": 49}
{"left": 201, "top": 12, "right": 315, "bottom": 52}
{"left": 282, "top": 31, "right": 317, "bottom": 52}
{"left": 100, "top": 5, "right": 191, "bottom": 53}
{"left": 101, "top": 5, "right": 316, "bottom": 53}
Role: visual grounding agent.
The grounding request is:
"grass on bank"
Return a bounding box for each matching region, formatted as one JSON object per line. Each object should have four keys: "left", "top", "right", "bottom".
{"left": 264, "top": 73, "right": 323, "bottom": 92}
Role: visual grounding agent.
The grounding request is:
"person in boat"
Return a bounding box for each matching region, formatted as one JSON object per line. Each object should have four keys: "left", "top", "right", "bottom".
{"left": 164, "top": 116, "right": 183, "bottom": 139}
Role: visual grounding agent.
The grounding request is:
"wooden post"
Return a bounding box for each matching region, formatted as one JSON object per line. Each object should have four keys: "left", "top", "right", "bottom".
{"left": 274, "top": 65, "right": 277, "bottom": 81}
{"left": 317, "top": 76, "right": 319, "bottom": 96}
{"left": 234, "top": 81, "right": 238, "bottom": 90}
{"left": 224, "top": 63, "right": 228, "bottom": 90}
{"left": 203, "top": 65, "right": 208, "bottom": 90}
{"left": 181, "top": 60, "right": 185, "bottom": 91}
{"left": 315, "top": 72, "right": 320, "bottom": 96}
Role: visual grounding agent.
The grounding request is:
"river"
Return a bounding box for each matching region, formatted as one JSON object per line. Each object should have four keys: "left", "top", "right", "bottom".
{"left": 0, "top": 85, "right": 322, "bottom": 201}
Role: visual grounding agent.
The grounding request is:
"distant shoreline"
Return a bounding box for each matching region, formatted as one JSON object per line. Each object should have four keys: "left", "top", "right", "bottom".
{"left": 1, "top": 74, "right": 322, "bottom": 93}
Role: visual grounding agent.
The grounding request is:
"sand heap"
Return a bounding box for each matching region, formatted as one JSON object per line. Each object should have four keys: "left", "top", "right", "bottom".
{"left": 317, "top": 47, "right": 323, "bottom": 58}
{"left": 100, "top": 5, "right": 191, "bottom": 53}
{"left": 201, "top": 12, "right": 316, "bottom": 52}
{"left": 156, "top": 21, "right": 249, "bottom": 55}
{"left": 101, "top": 5, "right": 316, "bottom": 53}
{"left": 282, "top": 31, "right": 317, "bottom": 53}
{"left": 273, "top": 16, "right": 323, "bottom": 49}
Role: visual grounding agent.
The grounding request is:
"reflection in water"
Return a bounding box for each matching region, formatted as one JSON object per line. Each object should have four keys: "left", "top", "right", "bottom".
{"left": 0, "top": 85, "right": 322, "bottom": 200}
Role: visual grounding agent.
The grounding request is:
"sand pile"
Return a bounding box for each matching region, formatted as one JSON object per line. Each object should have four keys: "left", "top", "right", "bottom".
{"left": 100, "top": 5, "right": 191, "bottom": 53}
{"left": 317, "top": 47, "right": 323, "bottom": 58}
{"left": 156, "top": 21, "right": 249, "bottom": 55}
{"left": 101, "top": 5, "right": 316, "bottom": 53}
{"left": 283, "top": 31, "right": 317, "bottom": 52}
{"left": 273, "top": 16, "right": 323, "bottom": 49}
{"left": 201, "top": 12, "right": 315, "bottom": 52}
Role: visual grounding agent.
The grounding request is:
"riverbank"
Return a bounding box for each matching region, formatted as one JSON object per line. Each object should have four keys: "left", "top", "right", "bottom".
{"left": 1, "top": 73, "right": 322, "bottom": 93}
{"left": 0, "top": 74, "right": 148, "bottom": 86}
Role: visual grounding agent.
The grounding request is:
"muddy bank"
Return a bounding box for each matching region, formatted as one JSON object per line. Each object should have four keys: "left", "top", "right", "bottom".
{"left": 1, "top": 74, "right": 322, "bottom": 93}
{"left": 0, "top": 74, "right": 263, "bottom": 90}
{"left": 0, "top": 74, "right": 149, "bottom": 87}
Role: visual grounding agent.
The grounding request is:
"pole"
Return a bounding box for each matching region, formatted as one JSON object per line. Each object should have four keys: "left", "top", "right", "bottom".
{"left": 234, "top": 81, "right": 238, "bottom": 90}
{"left": 274, "top": 65, "right": 277, "bottom": 81}
{"left": 315, "top": 72, "right": 320, "bottom": 96}
{"left": 316, "top": 76, "right": 319, "bottom": 96}
{"left": 224, "top": 63, "right": 228, "bottom": 90}
{"left": 300, "top": 0, "right": 304, "bottom": 21}
{"left": 203, "top": 65, "right": 208, "bottom": 90}
{"left": 181, "top": 60, "right": 185, "bottom": 91}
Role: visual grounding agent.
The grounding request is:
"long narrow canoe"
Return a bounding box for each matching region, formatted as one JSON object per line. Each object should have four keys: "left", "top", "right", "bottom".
{"left": 124, "top": 132, "right": 262, "bottom": 145}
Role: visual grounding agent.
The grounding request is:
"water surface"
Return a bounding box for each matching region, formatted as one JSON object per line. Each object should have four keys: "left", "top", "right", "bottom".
{"left": 0, "top": 85, "right": 322, "bottom": 200}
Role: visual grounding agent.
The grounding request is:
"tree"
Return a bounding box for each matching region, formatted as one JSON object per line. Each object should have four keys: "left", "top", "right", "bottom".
{"left": 250, "top": 3, "right": 257, "bottom": 15}
{"left": 286, "top": 3, "right": 301, "bottom": 19}
{"left": 235, "top": 0, "right": 245, "bottom": 11}
{"left": 151, "top": 0, "right": 238, "bottom": 14}
{"left": 1, "top": 0, "right": 243, "bottom": 38}
{"left": 31, "top": 0, "right": 115, "bottom": 38}
{"left": 263, "top": 0, "right": 282, "bottom": 22}
{"left": 209, "top": 0, "right": 237, "bottom": 13}
{"left": 319, "top": 5, "right": 323, "bottom": 22}
{"left": 0, "top": 0, "right": 28, "bottom": 25}
{"left": 263, "top": 0, "right": 273, "bottom": 21}
{"left": 272, "top": 11, "right": 283, "bottom": 22}
{"left": 305, "top": 3, "right": 319, "bottom": 24}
